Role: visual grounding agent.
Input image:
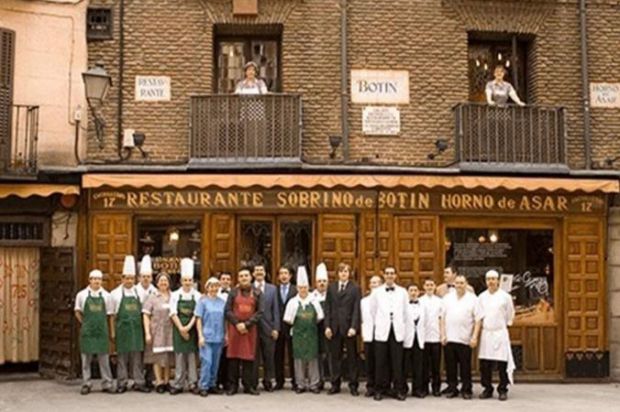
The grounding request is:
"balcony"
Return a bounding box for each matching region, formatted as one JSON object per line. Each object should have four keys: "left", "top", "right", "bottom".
{"left": 0, "top": 105, "right": 39, "bottom": 176}
{"left": 454, "top": 103, "right": 567, "bottom": 173}
{"left": 189, "top": 94, "right": 302, "bottom": 166}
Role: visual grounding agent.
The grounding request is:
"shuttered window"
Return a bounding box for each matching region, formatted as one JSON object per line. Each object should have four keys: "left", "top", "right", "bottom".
{"left": 0, "top": 28, "right": 15, "bottom": 169}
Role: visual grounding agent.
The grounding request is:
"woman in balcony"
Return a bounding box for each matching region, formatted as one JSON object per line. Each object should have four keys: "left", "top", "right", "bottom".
{"left": 485, "top": 65, "right": 525, "bottom": 107}
{"left": 235, "top": 61, "right": 268, "bottom": 95}
{"left": 234, "top": 61, "right": 268, "bottom": 157}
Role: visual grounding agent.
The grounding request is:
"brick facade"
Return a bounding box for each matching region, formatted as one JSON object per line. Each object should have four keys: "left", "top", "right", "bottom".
{"left": 86, "top": 0, "right": 620, "bottom": 169}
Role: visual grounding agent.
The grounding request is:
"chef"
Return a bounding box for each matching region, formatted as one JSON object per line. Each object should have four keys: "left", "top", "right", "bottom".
{"left": 137, "top": 254, "right": 158, "bottom": 389}
{"left": 475, "top": 269, "right": 515, "bottom": 401}
{"left": 310, "top": 263, "right": 330, "bottom": 390}
{"left": 404, "top": 284, "right": 427, "bottom": 398}
{"left": 360, "top": 275, "right": 382, "bottom": 398}
{"left": 419, "top": 277, "right": 444, "bottom": 397}
{"left": 111, "top": 255, "right": 150, "bottom": 393}
{"left": 169, "top": 258, "right": 202, "bottom": 395}
{"left": 283, "top": 266, "right": 324, "bottom": 394}
{"left": 74, "top": 269, "right": 115, "bottom": 395}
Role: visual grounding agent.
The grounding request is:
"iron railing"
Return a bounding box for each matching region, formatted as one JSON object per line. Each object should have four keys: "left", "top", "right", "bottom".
{"left": 454, "top": 103, "right": 567, "bottom": 167}
{"left": 190, "top": 94, "right": 302, "bottom": 162}
{"left": 1, "top": 105, "right": 39, "bottom": 175}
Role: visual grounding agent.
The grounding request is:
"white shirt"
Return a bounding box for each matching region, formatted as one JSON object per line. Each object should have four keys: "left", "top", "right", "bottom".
{"left": 110, "top": 285, "right": 147, "bottom": 315}
{"left": 442, "top": 291, "right": 478, "bottom": 345}
{"left": 217, "top": 287, "right": 231, "bottom": 302}
{"left": 253, "top": 280, "right": 266, "bottom": 294}
{"left": 169, "top": 287, "right": 201, "bottom": 317}
{"left": 404, "top": 299, "right": 426, "bottom": 349}
{"left": 420, "top": 294, "right": 443, "bottom": 343}
{"left": 74, "top": 286, "right": 114, "bottom": 315}
{"left": 338, "top": 281, "right": 349, "bottom": 292}
{"left": 283, "top": 294, "right": 325, "bottom": 326}
{"left": 369, "top": 283, "right": 409, "bottom": 342}
{"left": 136, "top": 282, "right": 157, "bottom": 298}
{"left": 360, "top": 294, "right": 374, "bottom": 343}
{"left": 311, "top": 289, "right": 327, "bottom": 303}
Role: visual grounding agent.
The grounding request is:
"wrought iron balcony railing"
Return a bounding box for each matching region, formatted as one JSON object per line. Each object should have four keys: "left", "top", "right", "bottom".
{"left": 454, "top": 103, "right": 567, "bottom": 170}
{"left": 0, "top": 105, "right": 39, "bottom": 176}
{"left": 190, "top": 94, "right": 302, "bottom": 163}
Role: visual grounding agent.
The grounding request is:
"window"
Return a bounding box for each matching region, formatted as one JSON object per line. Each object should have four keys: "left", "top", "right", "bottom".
{"left": 214, "top": 24, "right": 282, "bottom": 93}
{"left": 468, "top": 33, "right": 529, "bottom": 103}
{"left": 0, "top": 28, "right": 14, "bottom": 170}
{"left": 445, "top": 228, "right": 554, "bottom": 324}
{"left": 87, "top": 8, "right": 113, "bottom": 41}
{"left": 0, "top": 217, "right": 49, "bottom": 247}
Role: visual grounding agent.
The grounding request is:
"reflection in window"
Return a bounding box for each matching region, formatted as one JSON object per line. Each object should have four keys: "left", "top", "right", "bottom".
{"left": 445, "top": 228, "right": 554, "bottom": 324}
{"left": 279, "top": 220, "right": 313, "bottom": 282}
{"left": 239, "top": 220, "right": 273, "bottom": 278}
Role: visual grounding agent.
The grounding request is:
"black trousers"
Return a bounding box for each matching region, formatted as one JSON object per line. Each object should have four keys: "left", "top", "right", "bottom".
{"left": 228, "top": 358, "right": 257, "bottom": 390}
{"left": 374, "top": 328, "right": 404, "bottom": 396}
{"left": 423, "top": 342, "right": 442, "bottom": 393}
{"left": 328, "top": 331, "right": 359, "bottom": 389}
{"left": 363, "top": 342, "right": 376, "bottom": 392}
{"left": 217, "top": 347, "right": 228, "bottom": 389}
{"left": 444, "top": 342, "right": 472, "bottom": 394}
{"left": 404, "top": 338, "right": 425, "bottom": 395}
{"left": 275, "top": 326, "right": 295, "bottom": 387}
{"left": 480, "top": 359, "right": 509, "bottom": 394}
{"left": 254, "top": 334, "right": 276, "bottom": 386}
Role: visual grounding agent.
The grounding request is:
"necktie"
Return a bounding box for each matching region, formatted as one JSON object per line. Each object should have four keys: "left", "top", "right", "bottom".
{"left": 410, "top": 300, "right": 419, "bottom": 304}
{"left": 281, "top": 285, "right": 287, "bottom": 302}
{"left": 339, "top": 283, "right": 345, "bottom": 293}
{"left": 386, "top": 286, "right": 395, "bottom": 292}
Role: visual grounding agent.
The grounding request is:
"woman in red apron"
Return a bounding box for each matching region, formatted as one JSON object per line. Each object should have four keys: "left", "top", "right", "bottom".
{"left": 225, "top": 267, "right": 264, "bottom": 395}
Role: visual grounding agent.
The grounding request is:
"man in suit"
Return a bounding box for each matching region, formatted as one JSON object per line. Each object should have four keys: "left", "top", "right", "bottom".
{"left": 253, "top": 264, "right": 280, "bottom": 392}
{"left": 274, "top": 266, "right": 297, "bottom": 390}
{"left": 324, "top": 262, "right": 361, "bottom": 396}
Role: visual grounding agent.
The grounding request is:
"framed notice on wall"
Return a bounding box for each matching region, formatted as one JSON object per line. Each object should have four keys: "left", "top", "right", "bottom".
{"left": 362, "top": 106, "right": 400, "bottom": 135}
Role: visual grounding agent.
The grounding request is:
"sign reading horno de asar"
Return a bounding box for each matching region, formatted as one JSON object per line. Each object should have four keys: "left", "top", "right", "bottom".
{"left": 351, "top": 70, "right": 409, "bottom": 104}
{"left": 90, "top": 189, "right": 604, "bottom": 215}
{"left": 590, "top": 83, "right": 620, "bottom": 108}
{"left": 135, "top": 76, "right": 171, "bottom": 101}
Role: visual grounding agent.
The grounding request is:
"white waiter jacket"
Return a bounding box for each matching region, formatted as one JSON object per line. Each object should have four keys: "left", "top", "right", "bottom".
{"left": 404, "top": 299, "right": 426, "bottom": 349}
{"left": 369, "top": 283, "right": 408, "bottom": 342}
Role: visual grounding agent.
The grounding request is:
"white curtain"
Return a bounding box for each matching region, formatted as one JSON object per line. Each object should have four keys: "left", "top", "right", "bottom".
{"left": 0, "top": 247, "right": 40, "bottom": 364}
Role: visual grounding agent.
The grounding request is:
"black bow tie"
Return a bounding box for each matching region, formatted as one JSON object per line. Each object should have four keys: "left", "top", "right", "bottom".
{"left": 222, "top": 289, "right": 230, "bottom": 294}
{"left": 386, "top": 287, "right": 395, "bottom": 292}
{"left": 447, "top": 284, "right": 455, "bottom": 288}
{"left": 410, "top": 300, "right": 419, "bottom": 304}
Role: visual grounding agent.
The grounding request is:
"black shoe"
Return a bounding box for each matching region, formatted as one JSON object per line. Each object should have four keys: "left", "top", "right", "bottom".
{"left": 328, "top": 386, "right": 341, "bottom": 395}
{"left": 310, "top": 388, "right": 321, "bottom": 394}
{"left": 169, "top": 387, "right": 182, "bottom": 395}
{"left": 318, "top": 382, "right": 325, "bottom": 391}
{"left": 101, "top": 387, "right": 115, "bottom": 394}
{"left": 432, "top": 390, "right": 441, "bottom": 397}
{"left": 396, "top": 393, "right": 407, "bottom": 401}
{"left": 274, "top": 383, "right": 284, "bottom": 391}
{"left": 365, "top": 389, "right": 375, "bottom": 398}
{"left": 412, "top": 391, "right": 426, "bottom": 398}
{"left": 446, "top": 391, "right": 460, "bottom": 399}
{"left": 264, "top": 384, "right": 274, "bottom": 392}
{"left": 440, "top": 387, "right": 452, "bottom": 395}
{"left": 80, "top": 386, "right": 91, "bottom": 395}
{"left": 244, "top": 388, "right": 260, "bottom": 396}
{"left": 350, "top": 387, "right": 359, "bottom": 397}
{"left": 199, "top": 389, "right": 209, "bottom": 397}
{"left": 479, "top": 390, "right": 493, "bottom": 399}
{"left": 134, "top": 385, "right": 151, "bottom": 393}
{"left": 115, "top": 385, "right": 127, "bottom": 394}
{"left": 462, "top": 392, "right": 473, "bottom": 400}
{"left": 295, "top": 387, "right": 306, "bottom": 394}
{"left": 373, "top": 393, "right": 383, "bottom": 401}
{"left": 498, "top": 393, "right": 508, "bottom": 401}
{"left": 208, "top": 387, "right": 223, "bottom": 395}
{"left": 226, "top": 388, "right": 238, "bottom": 396}
{"left": 155, "top": 385, "right": 166, "bottom": 394}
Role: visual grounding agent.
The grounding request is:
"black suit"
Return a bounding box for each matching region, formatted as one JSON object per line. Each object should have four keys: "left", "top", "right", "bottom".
{"left": 324, "top": 280, "right": 361, "bottom": 389}
{"left": 274, "top": 283, "right": 297, "bottom": 388}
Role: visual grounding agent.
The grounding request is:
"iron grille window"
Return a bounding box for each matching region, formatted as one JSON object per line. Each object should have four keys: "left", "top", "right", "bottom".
{"left": 0, "top": 217, "right": 49, "bottom": 246}
{"left": 87, "top": 8, "right": 113, "bottom": 41}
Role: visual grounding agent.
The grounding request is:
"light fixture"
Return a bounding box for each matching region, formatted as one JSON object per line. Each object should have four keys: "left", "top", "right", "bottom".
{"left": 132, "top": 131, "right": 148, "bottom": 158}
{"left": 489, "top": 230, "right": 499, "bottom": 243}
{"left": 505, "top": 60, "right": 511, "bottom": 68}
{"left": 478, "top": 235, "right": 487, "bottom": 243}
{"left": 82, "top": 62, "right": 112, "bottom": 149}
{"left": 427, "top": 138, "right": 449, "bottom": 160}
{"left": 498, "top": 53, "right": 503, "bottom": 61}
{"left": 475, "top": 59, "right": 481, "bottom": 67}
{"left": 167, "top": 227, "right": 180, "bottom": 244}
{"left": 329, "top": 135, "right": 342, "bottom": 159}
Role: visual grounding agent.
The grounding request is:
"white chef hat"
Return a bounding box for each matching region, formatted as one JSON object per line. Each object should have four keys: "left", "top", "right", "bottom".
{"left": 297, "top": 266, "right": 309, "bottom": 287}
{"left": 485, "top": 269, "right": 500, "bottom": 279}
{"left": 139, "top": 255, "right": 153, "bottom": 276}
{"left": 89, "top": 269, "right": 103, "bottom": 279}
{"left": 122, "top": 255, "right": 136, "bottom": 276}
{"left": 180, "top": 258, "right": 194, "bottom": 279}
{"left": 315, "top": 262, "right": 328, "bottom": 282}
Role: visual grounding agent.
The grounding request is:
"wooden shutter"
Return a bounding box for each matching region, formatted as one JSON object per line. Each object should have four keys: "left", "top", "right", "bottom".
{"left": 91, "top": 214, "right": 132, "bottom": 290}
{"left": 209, "top": 213, "right": 235, "bottom": 276}
{"left": 360, "top": 212, "right": 392, "bottom": 290}
{"left": 317, "top": 214, "right": 357, "bottom": 281}
{"left": 394, "top": 215, "right": 439, "bottom": 286}
{"left": 0, "top": 28, "right": 15, "bottom": 169}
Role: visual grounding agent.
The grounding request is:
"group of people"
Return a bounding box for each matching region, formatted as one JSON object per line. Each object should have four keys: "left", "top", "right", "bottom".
{"left": 76, "top": 256, "right": 515, "bottom": 402}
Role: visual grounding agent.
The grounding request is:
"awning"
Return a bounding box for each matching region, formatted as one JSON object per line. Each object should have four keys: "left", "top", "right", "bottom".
{"left": 0, "top": 184, "right": 80, "bottom": 199}
{"left": 82, "top": 174, "right": 620, "bottom": 194}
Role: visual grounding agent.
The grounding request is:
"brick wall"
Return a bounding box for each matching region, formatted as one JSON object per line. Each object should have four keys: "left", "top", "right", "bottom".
{"left": 86, "top": 0, "right": 620, "bottom": 169}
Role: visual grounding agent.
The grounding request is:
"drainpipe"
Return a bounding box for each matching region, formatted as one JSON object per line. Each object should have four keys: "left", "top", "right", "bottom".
{"left": 580, "top": 0, "right": 592, "bottom": 169}
{"left": 117, "top": 0, "right": 126, "bottom": 160}
{"left": 340, "top": 0, "right": 349, "bottom": 161}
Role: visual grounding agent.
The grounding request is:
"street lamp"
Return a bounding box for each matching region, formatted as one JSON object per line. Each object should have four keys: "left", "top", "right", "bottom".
{"left": 82, "top": 62, "right": 112, "bottom": 149}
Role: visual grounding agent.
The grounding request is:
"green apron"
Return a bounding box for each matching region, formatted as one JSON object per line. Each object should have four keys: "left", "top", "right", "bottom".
{"left": 80, "top": 291, "right": 109, "bottom": 354}
{"left": 115, "top": 288, "right": 144, "bottom": 353}
{"left": 292, "top": 301, "right": 319, "bottom": 361}
{"left": 173, "top": 294, "right": 197, "bottom": 353}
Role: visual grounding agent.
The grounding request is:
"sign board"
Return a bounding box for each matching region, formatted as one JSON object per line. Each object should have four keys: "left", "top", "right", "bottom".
{"left": 351, "top": 70, "right": 409, "bottom": 104}
{"left": 362, "top": 106, "right": 400, "bottom": 135}
{"left": 135, "top": 76, "right": 171, "bottom": 101}
{"left": 590, "top": 82, "right": 620, "bottom": 108}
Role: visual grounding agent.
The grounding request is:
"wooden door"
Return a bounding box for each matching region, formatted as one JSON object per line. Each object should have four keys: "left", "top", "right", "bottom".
{"left": 360, "top": 212, "right": 392, "bottom": 290}
{"left": 0, "top": 28, "right": 15, "bottom": 169}
{"left": 393, "top": 215, "right": 440, "bottom": 287}
{"left": 208, "top": 213, "right": 236, "bottom": 277}
{"left": 317, "top": 214, "right": 357, "bottom": 281}
{"left": 39, "top": 247, "right": 79, "bottom": 379}
{"left": 91, "top": 214, "right": 132, "bottom": 290}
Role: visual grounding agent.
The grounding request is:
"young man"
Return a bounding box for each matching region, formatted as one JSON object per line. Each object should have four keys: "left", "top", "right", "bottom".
{"left": 216, "top": 271, "right": 233, "bottom": 390}
{"left": 310, "top": 263, "right": 330, "bottom": 390}
{"left": 274, "top": 266, "right": 297, "bottom": 390}
{"left": 169, "top": 258, "right": 202, "bottom": 395}
{"left": 360, "top": 274, "right": 382, "bottom": 398}
{"left": 437, "top": 265, "right": 474, "bottom": 297}
{"left": 253, "top": 264, "right": 280, "bottom": 392}
{"left": 324, "top": 262, "right": 361, "bottom": 396}
{"left": 217, "top": 271, "right": 233, "bottom": 300}
{"left": 404, "top": 284, "right": 427, "bottom": 398}
{"left": 420, "top": 277, "right": 443, "bottom": 396}
{"left": 110, "top": 255, "right": 150, "bottom": 393}
{"left": 369, "top": 266, "right": 408, "bottom": 401}
{"left": 476, "top": 269, "right": 515, "bottom": 402}
{"left": 75, "top": 269, "right": 115, "bottom": 395}
{"left": 440, "top": 274, "right": 480, "bottom": 400}
{"left": 136, "top": 254, "right": 157, "bottom": 389}
{"left": 225, "top": 267, "right": 264, "bottom": 395}
{"left": 283, "top": 267, "right": 324, "bottom": 394}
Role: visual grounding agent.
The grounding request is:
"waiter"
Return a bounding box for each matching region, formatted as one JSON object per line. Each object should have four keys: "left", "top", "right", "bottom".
{"left": 476, "top": 269, "right": 515, "bottom": 401}
{"left": 404, "top": 283, "right": 427, "bottom": 398}
{"left": 217, "top": 271, "right": 233, "bottom": 391}
{"left": 420, "top": 277, "right": 443, "bottom": 397}
{"left": 253, "top": 264, "right": 280, "bottom": 392}
{"left": 310, "top": 263, "right": 330, "bottom": 390}
{"left": 360, "top": 275, "right": 382, "bottom": 398}
{"left": 169, "top": 258, "right": 201, "bottom": 395}
{"left": 225, "top": 267, "right": 264, "bottom": 395}
{"left": 275, "top": 266, "right": 297, "bottom": 390}
{"left": 324, "top": 262, "right": 361, "bottom": 396}
{"left": 437, "top": 265, "right": 474, "bottom": 297}
{"left": 111, "top": 256, "right": 150, "bottom": 393}
{"left": 74, "top": 269, "right": 115, "bottom": 395}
